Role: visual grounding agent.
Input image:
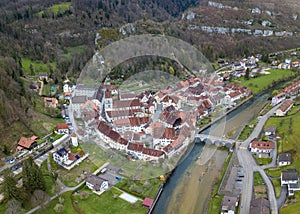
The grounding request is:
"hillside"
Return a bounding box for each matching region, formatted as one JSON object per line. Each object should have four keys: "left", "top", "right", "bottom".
{"left": 1, "top": 0, "right": 300, "bottom": 156}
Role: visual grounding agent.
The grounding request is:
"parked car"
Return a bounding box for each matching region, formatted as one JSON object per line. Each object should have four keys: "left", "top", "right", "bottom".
{"left": 8, "top": 157, "right": 15, "bottom": 164}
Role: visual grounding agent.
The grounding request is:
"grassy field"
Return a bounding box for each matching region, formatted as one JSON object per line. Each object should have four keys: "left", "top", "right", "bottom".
{"left": 208, "top": 195, "right": 223, "bottom": 214}
{"left": 62, "top": 45, "right": 86, "bottom": 60}
{"left": 264, "top": 108, "right": 300, "bottom": 211}
{"left": 281, "top": 191, "right": 300, "bottom": 214}
{"left": 35, "top": 191, "right": 75, "bottom": 214}
{"left": 254, "top": 156, "right": 272, "bottom": 166}
{"left": 57, "top": 158, "right": 98, "bottom": 187}
{"left": 253, "top": 172, "right": 265, "bottom": 185}
{"left": 74, "top": 187, "right": 147, "bottom": 214}
{"left": 38, "top": 2, "right": 71, "bottom": 17}
{"left": 271, "top": 178, "right": 282, "bottom": 198}
{"left": 238, "top": 119, "right": 257, "bottom": 141}
{"left": 21, "top": 58, "right": 56, "bottom": 75}
{"left": 81, "top": 142, "right": 167, "bottom": 179}
{"left": 115, "top": 177, "right": 162, "bottom": 199}
{"left": 265, "top": 110, "right": 300, "bottom": 170}
{"left": 240, "top": 69, "right": 295, "bottom": 94}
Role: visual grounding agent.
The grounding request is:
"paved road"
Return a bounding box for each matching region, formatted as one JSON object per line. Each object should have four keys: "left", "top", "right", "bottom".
{"left": 26, "top": 179, "right": 85, "bottom": 214}
{"left": 237, "top": 104, "right": 280, "bottom": 214}
{"left": 277, "top": 184, "right": 287, "bottom": 208}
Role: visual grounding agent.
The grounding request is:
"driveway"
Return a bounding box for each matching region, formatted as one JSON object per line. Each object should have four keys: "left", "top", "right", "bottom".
{"left": 277, "top": 184, "right": 287, "bottom": 208}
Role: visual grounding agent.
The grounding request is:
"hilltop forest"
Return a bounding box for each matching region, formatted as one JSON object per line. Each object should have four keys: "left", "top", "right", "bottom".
{"left": 1, "top": 0, "right": 300, "bottom": 154}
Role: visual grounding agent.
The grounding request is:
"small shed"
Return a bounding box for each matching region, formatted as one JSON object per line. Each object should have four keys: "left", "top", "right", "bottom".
{"left": 142, "top": 198, "right": 153, "bottom": 208}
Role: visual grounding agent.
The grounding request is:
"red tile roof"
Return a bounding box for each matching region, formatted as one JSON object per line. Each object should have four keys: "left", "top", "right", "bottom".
{"left": 56, "top": 124, "right": 69, "bottom": 130}
{"left": 18, "top": 137, "right": 36, "bottom": 149}
{"left": 127, "top": 142, "right": 144, "bottom": 152}
{"left": 142, "top": 148, "right": 164, "bottom": 157}
{"left": 279, "top": 100, "right": 294, "bottom": 112}
{"left": 113, "top": 99, "right": 140, "bottom": 109}
{"left": 142, "top": 198, "right": 154, "bottom": 207}
{"left": 250, "top": 141, "right": 275, "bottom": 149}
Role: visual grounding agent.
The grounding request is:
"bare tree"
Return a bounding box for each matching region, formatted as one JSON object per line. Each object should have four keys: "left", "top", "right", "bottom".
{"left": 5, "top": 199, "right": 22, "bottom": 214}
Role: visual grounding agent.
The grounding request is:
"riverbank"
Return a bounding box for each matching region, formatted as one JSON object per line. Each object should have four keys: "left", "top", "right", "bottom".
{"left": 166, "top": 148, "right": 228, "bottom": 214}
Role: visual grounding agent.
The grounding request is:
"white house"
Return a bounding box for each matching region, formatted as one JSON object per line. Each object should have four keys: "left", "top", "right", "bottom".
{"left": 55, "top": 124, "right": 69, "bottom": 134}
{"left": 249, "top": 141, "right": 275, "bottom": 154}
{"left": 281, "top": 169, "right": 300, "bottom": 196}
{"left": 86, "top": 175, "right": 109, "bottom": 193}
{"left": 271, "top": 93, "right": 286, "bottom": 106}
{"left": 53, "top": 148, "right": 69, "bottom": 166}
{"left": 277, "top": 153, "right": 291, "bottom": 167}
{"left": 265, "top": 126, "right": 276, "bottom": 136}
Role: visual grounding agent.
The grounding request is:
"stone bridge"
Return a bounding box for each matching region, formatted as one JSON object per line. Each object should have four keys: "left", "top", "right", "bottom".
{"left": 195, "top": 134, "right": 237, "bottom": 147}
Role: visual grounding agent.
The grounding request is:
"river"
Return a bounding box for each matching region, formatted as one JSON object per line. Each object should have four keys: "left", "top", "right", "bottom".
{"left": 152, "top": 89, "right": 273, "bottom": 214}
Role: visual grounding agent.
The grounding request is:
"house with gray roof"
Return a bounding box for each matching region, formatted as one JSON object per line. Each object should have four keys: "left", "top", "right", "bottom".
{"left": 281, "top": 169, "right": 300, "bottom": 196}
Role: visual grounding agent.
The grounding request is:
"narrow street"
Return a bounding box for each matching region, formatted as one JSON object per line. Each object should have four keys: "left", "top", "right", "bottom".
{"left": 238, "top": 103, "right": 281, "bottom": 214}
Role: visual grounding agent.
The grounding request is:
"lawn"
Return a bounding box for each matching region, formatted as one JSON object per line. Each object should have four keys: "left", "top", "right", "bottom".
{"left": 38, "top": 2, "right": 71, "bottom": 17}
{"left": 198, "top": 116, "right": 212, "bottom": 129}
{"left": 208, "top": 195, "right": 223, "bottom": 214}
{"left": 281, "top": 191, "right": 300, "bottom": 214}
{"left": 254, "top": 156, "right": 272, "bottom": 166}
{"left": 57, "top": 158, "right": 98, "bottom": 187}
{"left": 240, "top": 69, "right": 295, "bottom": 94}
{"left": 265, "top": 168, "right": 282, "bottom": 178}
{"left": 115, "top": 177, "right": 162, "bottom": 199}
{"left": 238, "top": 119, "right": 257, "bottom": 141}
{"left": 81, "top": 142, "right": 167, "bottom": 179}
{"left": 62, "top": 45, "right": 87, "bottom": 60}
{"left": 73, "top": 187, "right": 147, "bottom": 214}
{"left": 35, "top": 191, "right": 75, "bottom": 214}
{"left": 271, "top": 178, "right": 282, "bottom": 198}
{"left": 253, "top": 172, "right": 265, "bottom": 185}
{"left": 264, "top": 109, "right": 300, "bottom": 211}
{"left": 21, "top": 57, "right": 55, "bottom": 75}
{"left": 265, "top": 110, "right": 300, "bottom": 170}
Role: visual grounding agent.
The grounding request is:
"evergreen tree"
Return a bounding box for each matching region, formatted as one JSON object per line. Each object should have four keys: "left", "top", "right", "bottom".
{"left": 2, "top": 170, "right": 25, "bottom": 202}
{"left": 22, "top": 157, "right": 46, "bottom": 193}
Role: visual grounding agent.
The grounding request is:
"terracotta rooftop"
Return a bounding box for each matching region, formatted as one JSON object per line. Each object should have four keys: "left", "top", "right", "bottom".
{"left": 142, "top": 147, "right": 164, "bottom": 157}
{"left": 18, "top": 137, "right": 36, "bottom": 149}
{"left": 113, "top": 99, "right": 140, "bottom": 109}
{"left": 279, "top": 100, "right": 294, "bottom": 112}
{"left": 250, "top": 141, "right": 275, "bottom": 150}
{"left": 56, "top": 124, "right": 69, "bottom": 130}
{"left": 127, "top": 142, "right": 144, "bottom": 152}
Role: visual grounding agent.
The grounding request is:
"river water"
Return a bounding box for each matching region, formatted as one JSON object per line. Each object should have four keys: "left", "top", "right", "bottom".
{"left": 153, "top": 91, "right": 272, "bottom": 214}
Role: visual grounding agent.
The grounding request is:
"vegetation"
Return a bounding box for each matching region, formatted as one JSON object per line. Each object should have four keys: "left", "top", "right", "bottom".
{"left": 240, "top": 69, "right": 296, "bottom": 94}
{"left": 35, "top": 191, "right": 75, "bottom": 214}
{"left": 22, "top": 157, "right": 46, "bottom": 193}
{"left": 58, "top": 158, "right": 97, "bottom": 187}
{"left": 208, "top": 153, "right": 232, "bottom": 214}
{"left": 21, "top": 58, "right": 56, "bottom": 75}
{"left": 2, "top": 169, "right": 26, "bottom": 203}
{"left": 74, "top": 187, "right": 147, "bottom": 214}
{"left": 254, "top": 156, "right": 272, "bottom": 166}
{"left": 38, "top": 2, "right": 72, "bottom": 17}
{"left": 115, "top": 177, "right": 162, "bottom": 199}
{"left": 238, "top": 119, "right": 257, "bottom": 141}
{"left": 281, "top": 191, "right": 300, "bottom": 214}
{"left": 271, "top": 179, "right": 282, "bottom": 198}
{"left": 253, "top": 172, "right": 264, "bottom": 185}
